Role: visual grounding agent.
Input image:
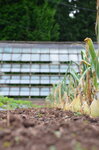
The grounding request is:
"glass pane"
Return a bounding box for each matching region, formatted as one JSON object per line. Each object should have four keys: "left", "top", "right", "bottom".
{"left": 69, "top": 54, "right": 78, "bottom": 62}
{"left": 60, "top": 65, "right": 68, "bottom": 73}
{"left": 12, "top": 76, "right": 20, "bottom": 80}
{"left": 10, "top": 87, "right": 19, "bottom": 92}
{"left": 30, "top": 88, "right": 39, "bottom": 96}
{"left": 0, "top": 87, "right": 9, "bottom": 91}
{"left": 2, "top": 64, "right": 11, "bottom": 68}
{"left": 50, "top": 54, "right": 59, "bottom": 61}
{"left": 2, "top": 54, "right": 11, "bottom": 61}
{"left": 50, "top": 66, "right": 59, "bottom": 72}
{"left": 4, "top": 48, "right": 12, "bottom": 53}
{"left": 31, "top": 76, "right": 39, "bottom": 80}
{"left": 51, "top": 76, "right": 59, "bottom": 81}
{"left": 41, "top": 54, "right": 49, "bottom": 61}
{"left": 13, "top": 48, "right": 22, "bottom": 53}
{"left": 21, "top": 76, "right": 30, "bottom": 80}
{"left": 22, "top": 48, "right": 31, "bottom": 53}
{"left": 21, "top": 54, "right": 31, "bottom": 61}
{"left": 50, "top": 49, "right": 58, "bottom": 53}
{"left": 40, "top": 88, "right": 49, "bottom": 96}
{"left": 40, "top": 48, "right": 49, "bottom": 53}
{"left": 31, "top": 64, "right": 39, "bottom": 72}
{"left": 0, "top": 48, "right": 3, "bottom": 52}
{"left": 1, "top": 75, "right": 10, "bottom": 80}
{"left": 12, "top": 64, "right": 20, "bottom": 68}
{"left": 21, "top": 87, "right": 29, "bottom": 92}
{"left": 31, "top": 54, "right": 40, "bottom": 61}
{"left": 59, "top": 49, "right": 67, "bottom": 54}
{"left": 41, "top": 65, "right": 49, "bottom": 72}
{"left": 41, "top": 76, "right": 49, "bottom": 84}
{"left": 12, "top": 54, "right": 21, "bottom": 61}
{"left": 31, "top": 48, "right": 40, "bottom": 53}
{"left": 0, "top": 54, "right": 2, "bottom": 60}
{"left": 59, "top": 54, "right": 69, "bottom": 61}
{"left": 22, "top": 64, "right": 29, "bottom": 69}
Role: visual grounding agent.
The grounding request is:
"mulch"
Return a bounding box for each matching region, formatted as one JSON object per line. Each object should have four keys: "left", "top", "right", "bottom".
{"left": 0, "top": 108, "right": 99, "bottom": 150}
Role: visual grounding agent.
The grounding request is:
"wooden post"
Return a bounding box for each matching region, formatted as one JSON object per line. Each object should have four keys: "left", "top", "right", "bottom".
{"left": 96, "top": 0, "right": 99, "bottom": 42}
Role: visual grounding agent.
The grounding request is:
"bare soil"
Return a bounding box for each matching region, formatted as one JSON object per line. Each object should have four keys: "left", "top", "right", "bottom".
{"left": 0, "top": 108, "right": 99, "bottom": 150}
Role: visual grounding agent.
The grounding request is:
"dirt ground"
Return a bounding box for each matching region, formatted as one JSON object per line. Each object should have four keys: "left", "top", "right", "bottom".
{"left": 0, "top": 108, "right": 99, "bottom": 150}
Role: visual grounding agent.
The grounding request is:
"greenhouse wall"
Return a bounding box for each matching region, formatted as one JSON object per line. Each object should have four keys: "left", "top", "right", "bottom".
{"left": 0, "top": 42, "right": 97, "bottom": 99}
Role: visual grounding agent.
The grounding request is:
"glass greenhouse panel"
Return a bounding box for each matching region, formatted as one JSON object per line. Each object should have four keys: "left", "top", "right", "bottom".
{"left": 4, "top": 48, "right": 12, "bottom": 53}
{"left": 22, "top": 48, "right": 31, "bottom": 53}
{"left": 69, "top": 54, "right": 78, "bottom": 62}
{"left": 21, "top": 76, "right": 30, "bottom": 84}
{"left": 40, "top": 65, "right": 49, "bottom": 72}
{"left": 0, "top": 79, "right": 10, "bottom": 84}
{"left": 40, "top": 88, "right": 50, "bottom": 96}
{"left": 0, "top": 54, "right": 2, "bottom": 60}
{"left": 41, "top": 76, "right": 49, "bottom": 84}
{"left": 72, "top": 65, "right": 79, "bottom": 72}
{"left": 10, "top": 79, "right": 20, "bottom": 84}
{"left": 0, "top": 48, "right": 3, "bottom": 52}
{"left": 12, "top": 54, "right": 21, "bottom": 61}
{"left": 31, "top": 48, "right": 40, "bottom": 53}
{"left": 0, "top": 87, "right": 9, "bottom": 95}
{"left": 31, "top": 54, "right": 40, "bottom": 61}
{"left": 30, "top": 88, "right": 39, "bottom": 96}
{"left": 10, "top": 76, "right": 20, "bottom": 84}
{"left": 68, "top": 49, "right": 79, "bottom": 54}
{"left": 0, "top": 75, "right": 10, "bottom": 80}
{"left": 11, "top": 76, "right": 20, "bottom": 79}
{"left": 40, "top": 54, "right": 49, "bottom": 61}
{"left": 21, "top": 64, "right": 30, "bottom": 72}
{"left": 31, "top": 76, "right": 40, "bottom": 84}
{"left": 21, "top": 76, "right": 30, "bottom": 80}
{"left": 40, "top": 48, "right": 49, "bottom": 53}
{"left": 78, "top": 54, "right": 82, "bottom": 62}
{"left": 59, "top": 54, "right": 69, "bottom": 62}
{"left": 1, "top": 64, "right": 11, "bottom": 72}
{"left": 60, "top": 65, "right": 68, "bottom": 73}
{"left": 50, "top": 49, "right": 58, "bottom": 54}
{"left": 50, "top": 76, "right": 60, "bottom": 84}
{"left": 13, "top": 48, "right": 22, "bottom": 53}
{"left": 20, "top": 87, "right": 30, "bottom": 96}
{"left": 59, "top": 49, "right": 67, "bottom": 54}
{"left": 50, "top": 65, "right": 59, "bottom": 72}
{"left": 50, "top": 54, "right": 59, "bottom": 62}
{"left": 2, "top": 54, "right": 12, "bottom": 61}
{"left": 21, "top": 54, "right": 31, "bottom": 61}
{"left": 12, "top": 64, "right": 20, "bottom": 72}
{"left": 31, "top": 64, "right": 39, "bottom": 72}
{"left": 10, "top": 87, "right": 20, "bottom": 95}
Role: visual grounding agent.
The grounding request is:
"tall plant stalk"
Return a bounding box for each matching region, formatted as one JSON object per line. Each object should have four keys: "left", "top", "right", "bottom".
{"left": 96, "top": 0, "right": 99, "bottom": 98}
{"left": 96, "top": 0, "right": 99, "bottom": 43}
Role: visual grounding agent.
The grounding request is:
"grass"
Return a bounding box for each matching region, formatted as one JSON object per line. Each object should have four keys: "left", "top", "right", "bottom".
{"left": 0, "top": 96, "right": 46, "bottom": 110}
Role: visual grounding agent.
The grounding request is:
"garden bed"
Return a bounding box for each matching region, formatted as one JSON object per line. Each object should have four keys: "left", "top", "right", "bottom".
{"left": 0, "top": 108, "right": 99, "bottom": 150}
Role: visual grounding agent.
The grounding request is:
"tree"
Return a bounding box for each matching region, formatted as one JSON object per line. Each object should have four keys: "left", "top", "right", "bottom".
{"left": 31, "top": 1, "right": 59, "bottom": 41}
{"left": 55, "top": 0, "right": 96, "bottom": 41}
{"left": 0, "top": 0, "right": 59, "bottom": 41}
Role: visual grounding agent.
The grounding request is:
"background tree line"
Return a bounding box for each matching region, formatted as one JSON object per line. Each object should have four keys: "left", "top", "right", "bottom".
{"left": 0, "top": 0, "right": 96, "bottom": 41}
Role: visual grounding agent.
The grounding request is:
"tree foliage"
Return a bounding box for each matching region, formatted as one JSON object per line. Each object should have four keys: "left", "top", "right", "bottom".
{"left": 0, "top": 0, "right": 96, "bottom": 41}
